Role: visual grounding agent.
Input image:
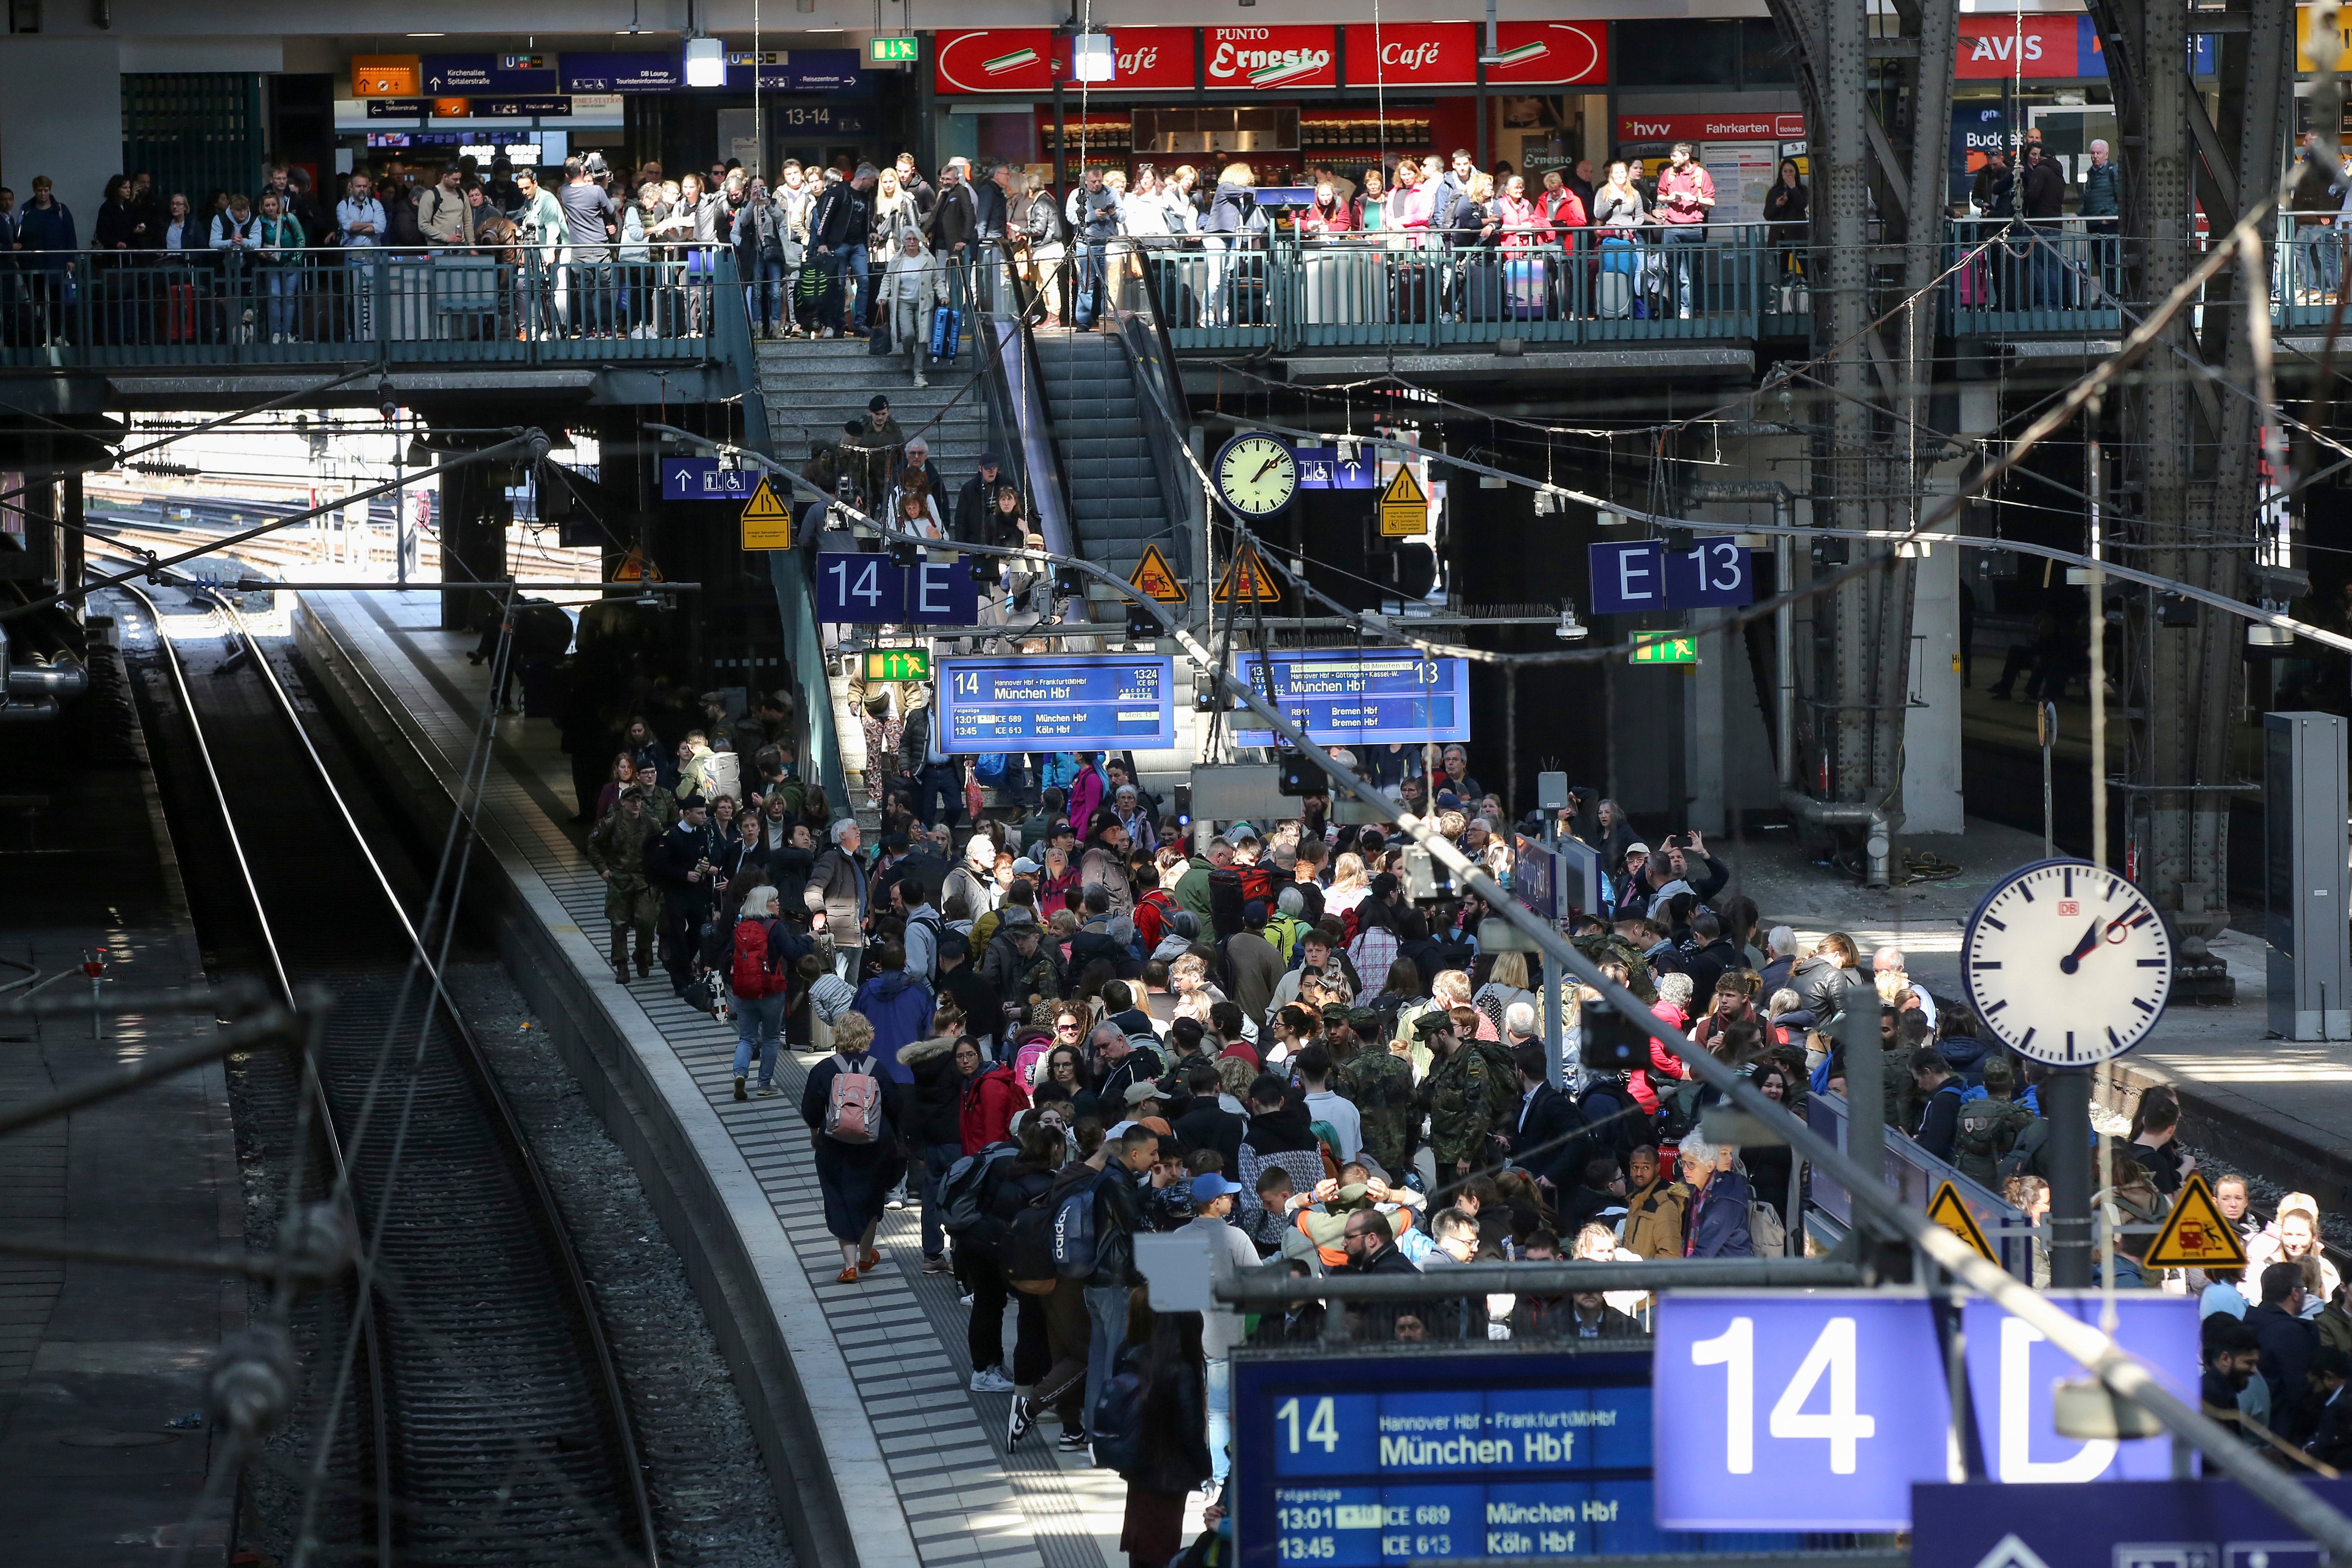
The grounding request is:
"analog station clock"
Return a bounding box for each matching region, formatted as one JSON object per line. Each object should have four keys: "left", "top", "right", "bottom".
{"left": 1212, "top": 432, "right": 1299, "bottom": 519}
{"left": 1961, "top": 858, "right": 2174, "bottom": 1066}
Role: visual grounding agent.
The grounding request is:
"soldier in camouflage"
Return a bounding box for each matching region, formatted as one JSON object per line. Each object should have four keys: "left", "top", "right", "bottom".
{"left": 1416, "top": 1007, "right": 1498, "bottom": 1178}
{"left": 1335, "top": 1007, "right": 1419, "bottom": 1179}
{"left": 585, "top": 786, "right": 661, "bottom": 984}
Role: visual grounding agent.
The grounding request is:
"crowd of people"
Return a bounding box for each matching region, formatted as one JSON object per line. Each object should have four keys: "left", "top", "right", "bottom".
{"left": 0, "top": 138, "right": 1822, "bottom": 350}
{"left": 560, "top": 701, "right": 2352, "bottom": 1560}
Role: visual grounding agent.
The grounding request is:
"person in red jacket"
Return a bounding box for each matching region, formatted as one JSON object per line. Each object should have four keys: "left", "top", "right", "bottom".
{"left": 960, "top": 1042, "right": 1031, "bottom": 1154}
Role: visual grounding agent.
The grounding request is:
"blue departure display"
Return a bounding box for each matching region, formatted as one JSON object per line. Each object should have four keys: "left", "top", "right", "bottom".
{"left": 1234, "top": 1352, "right": 1796, "bottom": 1568}
{"left": 1231, "top": 652, "right": 1470, "bottom": 748}
{"left": 937, "top": 656, "right": 1175, "bottom": 750}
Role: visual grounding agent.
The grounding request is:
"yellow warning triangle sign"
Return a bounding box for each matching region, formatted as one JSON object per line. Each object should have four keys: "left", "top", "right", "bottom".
{"left": 739, "top": 476, "right": 794, "bottom": 551}
{"left": 1216, "top": 543, "right": 1282, "bottom": 603}
{"left": 612, "top": 543, "right": 664, "bottom": 583}
{"left": 1926, "top": 1179, "right": 1998, "bottom": 1263}
{"left": 1379, "top": 461, "right": 1431, "bottom": 538}
{"left": 1129, "top": 543, "right": 1188, "bottom": 604}
{"left": 2141, "top": 1171, "right": 2249, "bottom": 1270}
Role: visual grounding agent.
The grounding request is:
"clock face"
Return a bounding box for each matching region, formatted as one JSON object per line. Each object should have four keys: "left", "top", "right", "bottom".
{"left": 1214, "top": 433, "right": 1299, "bottom": 518}
{"left": 1961, "top": 858, "right": 2174, "bottom": 1065}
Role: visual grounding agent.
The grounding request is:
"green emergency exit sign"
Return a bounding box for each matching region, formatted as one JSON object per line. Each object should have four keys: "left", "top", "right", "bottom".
{"left": 862, "top": 647, "right": 931, "bottom": 682}
{"left": 869, "top": 36, "right": 919, "bottom": 63}
{"left": 1629, "top": 635, "right": 1697, "bottom": 665}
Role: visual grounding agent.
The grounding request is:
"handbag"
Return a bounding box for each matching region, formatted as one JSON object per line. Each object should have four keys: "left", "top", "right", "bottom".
{"left": 867, "top": 315, "right": 891, "bottom": 355}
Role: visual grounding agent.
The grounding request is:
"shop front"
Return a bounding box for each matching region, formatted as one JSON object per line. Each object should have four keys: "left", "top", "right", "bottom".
{"left": 930, "top": 22, "right": 1608, "bottom": 189}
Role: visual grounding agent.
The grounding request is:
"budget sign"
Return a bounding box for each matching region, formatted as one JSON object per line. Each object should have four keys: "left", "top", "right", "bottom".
{"left": 1652, "top": 1293, "right": 1948, "bottom": 1532}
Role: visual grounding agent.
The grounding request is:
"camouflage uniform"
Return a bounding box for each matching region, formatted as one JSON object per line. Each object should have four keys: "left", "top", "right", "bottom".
{"left": 1418, "top": 1033, "right": 1497, "bottom": 1172}
{"left": 1336, "top": 1012, "right": 1419, "bottom": 1177}
{"left": 1952, "top": 1096, "right": 2037, "bottom": 1189}
{"left": 586, "top": 806, "right": 660, "bottom": 975}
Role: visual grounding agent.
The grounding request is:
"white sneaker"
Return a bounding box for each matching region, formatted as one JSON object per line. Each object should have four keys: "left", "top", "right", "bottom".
{"left": 884, "top": 1186, "right": 908, "bottom": 1211}
{"left": 1678, "top": 307, "right": 1692, "bottom": 320}
{"left": 970, "top": 1367, "right": 1016, "bottom": 1394}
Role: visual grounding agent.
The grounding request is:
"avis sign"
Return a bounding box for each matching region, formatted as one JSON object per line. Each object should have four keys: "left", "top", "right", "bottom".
{"left": 1588, "top": 538, "right": 1755, "bottom": 614}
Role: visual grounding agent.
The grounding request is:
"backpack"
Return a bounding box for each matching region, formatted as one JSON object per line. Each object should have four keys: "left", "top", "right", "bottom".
{"left": 730, "top": 917, "right": 791, "bottom": 1000}
{"left": 824, "top": 1055, "right": 883, "bottom": 1143}
{"left": 941, "top": 1142, "right": 1018, "bottom": 1236}
{"left": 1955, "top": 1098, "right": 2022, "bottom": 1174}
{"left": 1996, "top": 1117, "right": 2052, "bottom": 1184}
{"left": 1052, "top": 1169, "right": 1107, "bottom": 1278}
{"left": 1008, "top": 1166, "right": 1095, "bottom": 1291}
{"left": 1749, "top": 1199, "right": 1788, "bottom": 1256}
{"left": 1207, "top": 867, "right": 1247, "bottom": 939}
{"left": 906, "top": 910, "right": 943, "bottom": 981}
{"left": 1090, "top": 1352, "right": 1149, "bottom": 1475}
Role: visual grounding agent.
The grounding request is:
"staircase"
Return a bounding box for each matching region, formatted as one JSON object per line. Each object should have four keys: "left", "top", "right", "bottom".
{"left": 1031, "top": 330, "right": 1172, "bottom": 582}
{"left": 756, "top": 333, "right": 989, "bottom": 481}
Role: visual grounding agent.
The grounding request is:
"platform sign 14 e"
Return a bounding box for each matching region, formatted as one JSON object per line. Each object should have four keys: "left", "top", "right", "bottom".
{"left": 1232, "top": 1350, "right": 1800, "bottom": 1568}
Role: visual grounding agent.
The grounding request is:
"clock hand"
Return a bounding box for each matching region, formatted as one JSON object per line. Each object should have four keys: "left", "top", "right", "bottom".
{"left": 2057, "top": 917, "right": 2101, "bottom": 975}
{"left": 1252, "top": 457, "right": 1279, "bottom": 482}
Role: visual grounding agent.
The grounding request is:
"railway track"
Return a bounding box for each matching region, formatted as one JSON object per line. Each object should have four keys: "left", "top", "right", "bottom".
{"left": 113, "top": 573, "right": 658, "bottom": 1567}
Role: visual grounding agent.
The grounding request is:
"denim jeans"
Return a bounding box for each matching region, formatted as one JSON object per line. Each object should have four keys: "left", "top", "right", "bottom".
{"left": 1206, "top": 1354, "right": 1233, "bottom": 1482}
{"left": 1072, "top": 241, "right": 1107, "bottom": 328}
{"left": 1083, "top": 1281, "right": 1129, "bottom": 1442}
{"left": 2025, "top": 223, "right": 2064, "bottom": 309}
{"left": 917, "top": 762, "right": 963, "bottom": 829}
{"left": 1662, "top": 226, "right": 1707, "bottom": 316}
{"left": 845, "top": 244, "right": 871, "bottom": 327}
{"left": 264, "top": 267, "right": 300, "bottom": 338}
{"left": 747, "top": 257, "right": 787, "bottom": 332}
{"left": 730, "top": 992, "right": 786, "bottom": 1085}
{"left": 919, "top": 1139, "right": 964, "bottom": 1259}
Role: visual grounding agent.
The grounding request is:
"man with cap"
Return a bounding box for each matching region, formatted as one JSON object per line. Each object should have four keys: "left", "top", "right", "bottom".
{"left": 1612, "top": 843, "right": 1654, "bottom": 921}
{"left": 1225, "top": 900, "right": 1285, "bottom": 1031}
{"left": 1416, "top": 1007, "right": 1498, "bottom": 1179}
{"left": 1188, "top": 1170, "right": 1263, "bottom": 1484}
{"left": 1335, "top": 1009, "right": 1419, "bottom": 1177}
{"left": 644, "top": 794, "right": 722, "bottom": 996}
{"left": 1115, "top": 1079, "right": 1166, "bottom": 1129}
{"left": 980, "top": 908, "right": 1058, "bottom": 1037}
{"left": 955, "top": 452, "right": 1017, "bottom": 547}
{"left": 585, "top": 785, "right": 661, "bottom": 985}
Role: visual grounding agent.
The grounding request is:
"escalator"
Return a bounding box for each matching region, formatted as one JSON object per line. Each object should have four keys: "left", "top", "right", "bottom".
{"left": 1029, "top": 331, "right": 1178, "bottom": 583}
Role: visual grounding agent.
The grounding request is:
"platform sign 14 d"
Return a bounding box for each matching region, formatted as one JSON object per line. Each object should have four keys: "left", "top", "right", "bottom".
{"left": 936, "top": 655, "right": 1175, "bottom": 750}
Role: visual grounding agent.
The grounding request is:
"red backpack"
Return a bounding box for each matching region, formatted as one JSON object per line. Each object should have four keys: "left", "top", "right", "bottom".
{"left": 729, "top": 917, "right": 791, "bottom": 1000}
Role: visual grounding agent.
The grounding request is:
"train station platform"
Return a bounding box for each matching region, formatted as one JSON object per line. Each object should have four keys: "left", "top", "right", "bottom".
{"left": 0, "top": 621, "right": 243, "bottom": 1564}
{"left": 290, "top": 588, "right": 1201, "bottom": 1568}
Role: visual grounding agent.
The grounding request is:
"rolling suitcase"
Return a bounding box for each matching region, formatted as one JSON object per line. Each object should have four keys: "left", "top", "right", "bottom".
{"left": 1393, "top": 262, "right": 1432, "bottom": 324}
{"left": 1504, "top": 256, "right": 1546, "bottom": 319}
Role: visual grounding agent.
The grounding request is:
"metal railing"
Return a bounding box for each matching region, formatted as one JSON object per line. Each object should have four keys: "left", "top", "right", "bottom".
{"left": 1942, "top": 216, "right": 2127, "bottom": 336}
{"left": 1015, "top": 224, "right": 1799, "bottom": 356}
{"left": 0, "top": 244, "right": 733, "bottom": 368}
{"left": 1804, "top": 1090, "right": 2035, "bottom": 1280}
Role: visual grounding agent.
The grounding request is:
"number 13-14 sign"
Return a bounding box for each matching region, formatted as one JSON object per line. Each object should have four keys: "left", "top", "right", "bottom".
{"left": 1652, "top": 1294, "right": 1948, "bottom": 1532}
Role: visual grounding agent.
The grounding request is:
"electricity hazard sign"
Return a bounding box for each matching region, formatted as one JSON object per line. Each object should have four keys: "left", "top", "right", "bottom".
{"left": 1217, "top": 544, "right": 1282, "bottom": 603}
{"left": 1378, "top": 462, "right": 1430, "bottom": 537}
{"left": 1129, "top": 543, "right": 1188, "bottom": 604}
{"left": 2140, "top": 1172, "right": 2248, "bottom": 1269}
{"left": 739, "top": 476, "right": 794, "bottom": 550}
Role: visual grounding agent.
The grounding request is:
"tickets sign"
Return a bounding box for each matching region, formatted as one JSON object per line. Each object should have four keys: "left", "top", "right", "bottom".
{"left": 1618, "top": 113, "right": 1808, "bottom": 142}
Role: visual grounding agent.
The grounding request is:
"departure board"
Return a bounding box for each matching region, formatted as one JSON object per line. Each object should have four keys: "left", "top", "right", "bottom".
{"left": 1232, "top": 1350, "right": 1799, "bottom": 1568}
{"left": 1231, "top": 652, "right": 1470, "bottom": 748}
{"left": 936, "top": 655, "right": 1176, "bottom": 750}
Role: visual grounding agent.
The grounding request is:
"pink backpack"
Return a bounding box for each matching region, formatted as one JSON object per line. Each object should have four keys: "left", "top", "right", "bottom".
{"left": 1011, "top": 1030, "right": 1054, "bottom": 1089}
{"left": 824, "top": 1056, "right": 882, "bottom": 1143}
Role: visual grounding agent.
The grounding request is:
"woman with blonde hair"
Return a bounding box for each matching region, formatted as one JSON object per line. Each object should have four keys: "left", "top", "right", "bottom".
{"left": 1472, "top": 951, "right": 1534, "bottom": 1036}
{"left": 1017, "top": 170, "right": 1066, "bottom": 325}
{"left": 1200, "top": 162, "right": 1261, "bottom": 328}
{"left": 1324, "top": 851, "right": 1371, "bottom": 919}
{"left": 799, "top": 1010, "right": 903, "bottom": 1282}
